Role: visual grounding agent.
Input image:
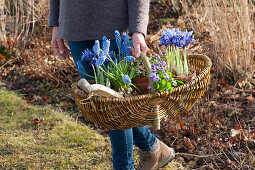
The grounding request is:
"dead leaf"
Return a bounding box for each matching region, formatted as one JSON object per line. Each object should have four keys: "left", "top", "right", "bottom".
{"left": 32, "top": 118, "right": 45, "bottom": 125}
{"left": 0, "top": 54, "right": 5, "bottom": 60}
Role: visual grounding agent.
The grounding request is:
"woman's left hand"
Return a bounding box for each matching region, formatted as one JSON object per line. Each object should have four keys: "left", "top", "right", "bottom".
{"left": 132, "top": 32, "right": 149, "bottom": 58}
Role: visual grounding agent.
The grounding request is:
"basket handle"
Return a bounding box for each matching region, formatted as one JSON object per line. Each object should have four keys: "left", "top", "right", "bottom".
{"left": 141, "top": 52, "right": 162, "bottom": 129}
{"left": 140, "top": 52, "right": 155, "bottom": 92}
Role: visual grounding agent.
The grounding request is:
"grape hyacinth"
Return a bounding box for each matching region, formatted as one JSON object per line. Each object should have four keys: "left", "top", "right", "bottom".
{"left": 115, "top": 30, "right": 122, "bottom": 49}
{"left": 92, "top": 40, "right": 100, "bottom": 55}
{"left": 76, "top": 60, "right": 86, "bottom": 78}
{"left": 76, "top": 30, "right": 137, "bottom": 93}
{"left": 124, "top": 56, "right": 135, "bottom": 62}
{"left": 102, "top": 37, "right": 110, "bottom": 58}
{"left": 81, "top": 49, "right": 94, "bottom": 61}
{"left": 122, "top": 75, "right": 131, "bottom": 84}
{"left": 123, "top": 32, "right": 130, "bottom": 46}
{"left": 95, "top": 56, "right": 106, "bottom": 68}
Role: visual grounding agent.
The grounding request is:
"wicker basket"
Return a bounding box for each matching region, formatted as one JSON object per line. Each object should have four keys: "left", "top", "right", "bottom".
{"left": 71, "top": 54, "right": 212, "bottom": 130}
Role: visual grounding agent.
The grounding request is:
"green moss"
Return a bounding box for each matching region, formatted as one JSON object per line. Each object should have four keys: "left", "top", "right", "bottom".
{"left": 159, "top": 18, "right": 172, "bottom": 23}
{"left": 0, "top": 89, "right": 112, "bottom": 169}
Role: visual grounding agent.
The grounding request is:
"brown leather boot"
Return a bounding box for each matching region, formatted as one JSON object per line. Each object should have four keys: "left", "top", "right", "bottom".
{"left": 137, "top": 138, "right": 175, "bottom": 170}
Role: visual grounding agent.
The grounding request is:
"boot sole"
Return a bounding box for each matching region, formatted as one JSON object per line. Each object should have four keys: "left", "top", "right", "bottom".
{"left": 155, "top": 148, "right": 175, "bottom": 170}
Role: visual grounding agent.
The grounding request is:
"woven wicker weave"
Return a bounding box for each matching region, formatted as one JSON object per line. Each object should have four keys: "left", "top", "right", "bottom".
{"left": 71, "top": 54, "right": 212, "bottom": 130}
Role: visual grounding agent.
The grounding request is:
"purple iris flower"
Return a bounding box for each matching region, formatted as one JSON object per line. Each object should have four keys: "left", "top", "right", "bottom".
{"left": 159, "top": 28, "right": 195, "bottom": 47}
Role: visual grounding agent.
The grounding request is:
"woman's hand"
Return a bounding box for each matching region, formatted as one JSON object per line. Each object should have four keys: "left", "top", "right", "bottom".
{"left": 51, "top": 27, "right": 70, "bottom": 59}
{"left": 132, "top": 32, "right": 149, "bottom": 58}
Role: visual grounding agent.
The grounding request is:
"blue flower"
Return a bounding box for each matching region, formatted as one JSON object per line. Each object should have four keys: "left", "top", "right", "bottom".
{"left": 125, "top": 56, "right": 135, "bottom": 62}
{"left": 95, "top": 56, "right": 105, "bottom": 68}
{"left": 102, "top": 37, "right": 110, "bottom": 57}
{"left": 151, "top": 63, "right": 157, "bottom": 73}
{"left": 159, "top": 28, "right": 196, "bottom": 48}
{"left": 123, "top": 32, "right": 130, "bottom": 46}
{"left": 147, "top": 84, "right": 151, "bottom": 90}
{"left": 164, "top": 72, "right": 170, "bottom": 80}
{"left": 125, "top": 48, "right": 131, "bottom": 56}
{"left": 90, "top": 56, "right": 97, "bottom": 66}
{"left": 76, "top": 61, "right": 86, "bottom": 77}
{"left": 115, "top": 30, "right": 122, "bottom": 49}
{"left": 109, "top": 51, "right": 114, "bottom": 58}
{"left": 81, "top": 49, "right": 94, "bottom": 61}
{"left": 149, "top": 73, "right": 160, "bottom": 82}
{"left": 181, "top": 30, "right": 196, "bottom": 47}
{"left": 105, "top": 50, "right": 115, "bottom": 62}
{"left": 93, "top": 40, "right": 100, "bottom": 55}
{"left": 122, "top": 75, "right": 131, "bottom": 83}
{"left": 120, "top": 42, "right": 127, "bottom": 55}
{"left": 158, "top": 61, "right": 166, "bottom": 67}
{"left": 102, "top": 36, "right": 107, "bottom": 42}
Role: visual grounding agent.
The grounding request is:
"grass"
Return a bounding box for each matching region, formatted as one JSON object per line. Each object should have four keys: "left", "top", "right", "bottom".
{"left": 0, "top": 89, "right": 112, "bottom": 169}
{"left": 0, "top": 89, "right": 183, "bottom": 169}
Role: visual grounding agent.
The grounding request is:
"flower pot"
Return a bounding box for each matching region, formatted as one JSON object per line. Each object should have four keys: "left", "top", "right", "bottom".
{"left": 132, "top": 77, "right": 150, "bottom": 94}
{"left": 175, "top": 71, "right": 196, "bottom": 82}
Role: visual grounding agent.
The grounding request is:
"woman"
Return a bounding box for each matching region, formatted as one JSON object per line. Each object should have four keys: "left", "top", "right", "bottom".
{"left": 49, "top": 0, "right": 175, "bottom": 169}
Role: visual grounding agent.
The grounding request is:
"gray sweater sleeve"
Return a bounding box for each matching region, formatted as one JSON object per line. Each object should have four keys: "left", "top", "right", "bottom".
{"left": 48, "top": 0, "right": 59, "bottom": 27}
{"left": 127, "top": 0, "right": 150, "bottom": 37}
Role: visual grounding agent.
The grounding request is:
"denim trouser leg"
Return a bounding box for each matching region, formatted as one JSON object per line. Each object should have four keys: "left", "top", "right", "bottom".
{"left": 108, "top": 129, "right": 135, "bottom": 170}
{"left": 108, "top": 127, "right": 156, "bottom": 170}
{"left": 133, "top": 127, "right": 157, "bottom": 151}
{"left": 68, "top": 40, "right": 157, "bottom": 169}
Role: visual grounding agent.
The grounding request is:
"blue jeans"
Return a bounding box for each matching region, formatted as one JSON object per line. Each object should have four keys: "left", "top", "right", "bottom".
{"left": 68, "top": 40, "right": 156, "bottom": 170}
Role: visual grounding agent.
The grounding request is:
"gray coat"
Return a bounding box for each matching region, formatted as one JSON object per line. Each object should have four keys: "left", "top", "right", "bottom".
{"left": 49, "top": 0, "right": 150, "bottom": 41}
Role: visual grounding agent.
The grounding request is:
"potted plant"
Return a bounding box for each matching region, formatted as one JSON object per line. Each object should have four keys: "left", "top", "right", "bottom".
{"left": 144, "top": 28, "right": 196, "bottom": 93}
{"left": 76, "top": 30, "right": 140, "bottom": 96}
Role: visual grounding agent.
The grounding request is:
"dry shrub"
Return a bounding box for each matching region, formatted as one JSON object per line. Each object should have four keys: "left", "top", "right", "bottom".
{"left": 0, "top": 0, "right": 49, "bottom": 45}
{"left": 202, "top": 0, "right": 254, "bottom": 84}
{"left": 182, "top": 0, "right": 255, "bottom": 84}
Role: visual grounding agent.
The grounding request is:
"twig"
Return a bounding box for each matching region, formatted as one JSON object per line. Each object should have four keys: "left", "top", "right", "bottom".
{"left": 0, "top": 58, "right": 18, "bottom": 69}
{"left": 176, "top": 152, "right": 222, "bottom": 158}
{"left": 61, "top": 71, "right": 73, "bottom": 83}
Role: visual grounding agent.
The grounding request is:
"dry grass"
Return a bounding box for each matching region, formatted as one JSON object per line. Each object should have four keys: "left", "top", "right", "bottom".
{"left": 202, "top": 0, "right": 254, "bottom": 84}
{"left": 180, "top": 0, "right": 255, "bottom": 85}
{"left": 0, "top": 0, "right": 48, "bottom": 44}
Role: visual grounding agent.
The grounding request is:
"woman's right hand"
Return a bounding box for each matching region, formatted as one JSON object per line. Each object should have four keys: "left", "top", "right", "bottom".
{"left": 51, "top": 27, "right": 70, "bottom": 59}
